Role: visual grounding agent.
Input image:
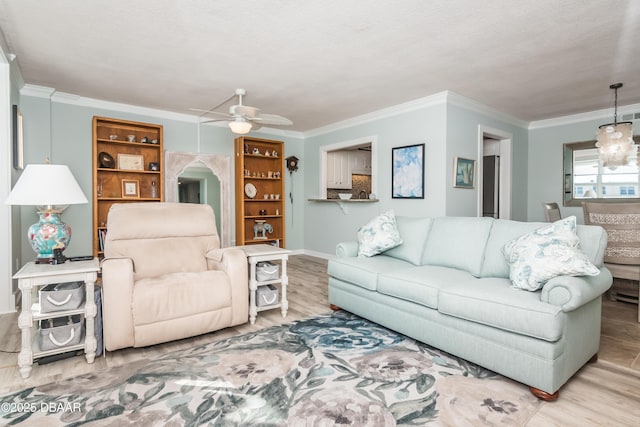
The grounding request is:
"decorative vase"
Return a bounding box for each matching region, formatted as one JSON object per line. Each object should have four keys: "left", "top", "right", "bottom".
{"left": 28, "top": 210, "right": 72, "bottom": 259}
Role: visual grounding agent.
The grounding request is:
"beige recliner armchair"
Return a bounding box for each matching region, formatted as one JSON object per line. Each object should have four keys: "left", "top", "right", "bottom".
{"left": 101, "top": 202, "right": 248, "bottom": 351}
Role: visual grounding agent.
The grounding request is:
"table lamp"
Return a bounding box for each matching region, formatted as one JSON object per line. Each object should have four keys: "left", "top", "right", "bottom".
{"left": 5, "top": 164, "right": 88, "bottom": 263}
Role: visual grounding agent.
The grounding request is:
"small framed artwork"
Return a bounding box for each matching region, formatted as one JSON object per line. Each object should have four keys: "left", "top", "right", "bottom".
{"left": 392, "top": 143, "right": 425, "bottom": 199}
{"left": 117, "top": 153, "right": 144, "bottom": 171}
{"left": 121, "top": 179, "right": 140, "bottom": 198}
{"left": 12, "top": 105, "right": 24, "bottom": 170}
{"left": 453, "top": 157, "right": 476, "bottom": 188}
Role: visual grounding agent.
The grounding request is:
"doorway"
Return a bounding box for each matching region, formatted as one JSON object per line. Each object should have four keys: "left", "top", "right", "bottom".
{"left": 477, "top": 126, "right": 512, "bottom": 219}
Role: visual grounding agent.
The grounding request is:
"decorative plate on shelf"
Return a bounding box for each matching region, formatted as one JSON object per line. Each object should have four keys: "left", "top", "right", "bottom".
{"left": 245, "top": 183, "right": 257, "bottom": 199}
{"left": 98, "top": 152, "right": 115, "bottom": 169}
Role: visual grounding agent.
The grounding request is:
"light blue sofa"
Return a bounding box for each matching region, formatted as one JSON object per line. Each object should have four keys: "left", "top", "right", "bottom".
{"left": 328, "top": 216, "right": 612, "bottom": 400}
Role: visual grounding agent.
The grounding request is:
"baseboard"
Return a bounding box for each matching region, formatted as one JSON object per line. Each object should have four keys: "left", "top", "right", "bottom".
{"left": 301, "top": 249, "right": 335, "bottom": 260}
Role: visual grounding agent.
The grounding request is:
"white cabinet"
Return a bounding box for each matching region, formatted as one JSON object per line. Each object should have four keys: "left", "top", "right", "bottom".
{"left": 349, "top": 150, "right": 371, "bottom": 175}
{"left": 327, "top": 151, "right": 352, "bottom": 189}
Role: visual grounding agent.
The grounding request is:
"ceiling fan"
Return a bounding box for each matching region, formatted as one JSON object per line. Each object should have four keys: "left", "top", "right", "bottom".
{"left": 191, "top": 88, "right": 293, "bottom": 134}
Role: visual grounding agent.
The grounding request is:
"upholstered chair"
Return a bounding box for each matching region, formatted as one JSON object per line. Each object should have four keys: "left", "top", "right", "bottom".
{"left": 101, "top": 202, "right": 248, "bottom": 351}
{"left": 583, "top": 201, "right": 640, "bottom": 322}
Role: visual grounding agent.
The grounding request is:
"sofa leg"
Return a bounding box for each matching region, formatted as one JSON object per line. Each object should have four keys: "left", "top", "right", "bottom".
{"left": 329, "top": 304, "right": 340, "bottom": 311}
{"left": 588, "top": 353, "right": 598, "bottom": 363}
{"left": 530, "top": 387, "right": 559, "bottom": 401}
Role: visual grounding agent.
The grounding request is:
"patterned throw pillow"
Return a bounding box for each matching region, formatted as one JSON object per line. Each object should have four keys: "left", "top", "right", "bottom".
{"left": 502, "top": 216, "right": 600, "bottom": 291}
{"left": 357, "top": 210, "right": 403, "bottom": 257}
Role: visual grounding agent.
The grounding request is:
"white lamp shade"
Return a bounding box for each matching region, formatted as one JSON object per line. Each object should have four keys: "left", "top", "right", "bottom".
{"left": 228, "top": 120, "right": 252, "bottom": 135}
{"left": 5, "top": 164, "right": 88, "bottom": 206}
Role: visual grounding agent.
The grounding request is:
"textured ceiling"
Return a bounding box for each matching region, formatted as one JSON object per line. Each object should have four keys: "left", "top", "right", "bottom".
{"left": 0, "top": 0, "right": 639, "bottom": 132}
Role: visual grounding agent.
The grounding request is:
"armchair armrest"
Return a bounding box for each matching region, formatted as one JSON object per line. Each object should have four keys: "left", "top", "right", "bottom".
{"left": 206, "top": 248, "right": 249, "bottom": 325}
{"left": 336, "top": 241, "right": 359, "bottom": 258}
{"left": 101, "top": 257, "right": 135, "bottom": 351}
{"left": 540, "top": 268, "right": 613, "bottom": 312}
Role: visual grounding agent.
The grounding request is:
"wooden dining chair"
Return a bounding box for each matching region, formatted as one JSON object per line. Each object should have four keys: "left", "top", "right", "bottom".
{"left": 542, "top": 202, "right": 562, "bottom": 222}
{"left": 583, "top": 201, "right": 640, "bottom": 322}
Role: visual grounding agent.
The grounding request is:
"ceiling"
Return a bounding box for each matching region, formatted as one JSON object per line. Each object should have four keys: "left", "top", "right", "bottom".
{"left": 0, "top": 0, "right": 639, "bottom": 132}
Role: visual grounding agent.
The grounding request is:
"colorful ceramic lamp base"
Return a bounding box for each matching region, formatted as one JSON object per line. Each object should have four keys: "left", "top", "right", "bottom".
{"left": 28, "top": 210, "right": 72, "bottom": 261}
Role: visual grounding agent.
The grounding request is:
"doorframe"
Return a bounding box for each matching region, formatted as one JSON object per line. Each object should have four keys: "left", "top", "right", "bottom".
{"left": 477, "top": 125, "right": 512, "bottom": 220}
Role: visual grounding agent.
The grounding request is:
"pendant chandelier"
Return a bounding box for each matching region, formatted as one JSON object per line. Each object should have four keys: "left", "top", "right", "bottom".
{"left": 595, "top": 83, "right": 636, "bottom": 170}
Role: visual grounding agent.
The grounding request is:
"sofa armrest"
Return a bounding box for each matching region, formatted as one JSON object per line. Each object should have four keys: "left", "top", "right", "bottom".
{"left": 206, "top": 248, "right": 249, "bottom": 325}
{"left": 540, "top": 268, "right": 613, "bottom": 312}
{"left": 336, "top": 241, "right": 359, "bottom": 258}
{"left": 101, "top": 257, "right": 135, "bottom": 351}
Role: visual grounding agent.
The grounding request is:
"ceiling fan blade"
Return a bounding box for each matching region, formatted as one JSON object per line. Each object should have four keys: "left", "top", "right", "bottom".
{"left": 200, "top": 117, "right": 231, "bottom": 124}
{"left": 250, "top": 122, "right": 262, "bottom": 131}
{"left": 197, "top": 111, "right": 233, "bottom": 120}
{"left": 231, "top": 105, "right": 260, "bottom": 118}
{"left": 252, "top": 113, "right": 293, "bottom": 126}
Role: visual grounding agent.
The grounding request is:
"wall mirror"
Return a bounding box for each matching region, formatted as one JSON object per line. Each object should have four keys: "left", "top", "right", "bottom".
{"left": 165, "top": 151, "right": 231, "bottom": 247}
{"left": 563, "top": 138, "right": 639, "bottom": 207}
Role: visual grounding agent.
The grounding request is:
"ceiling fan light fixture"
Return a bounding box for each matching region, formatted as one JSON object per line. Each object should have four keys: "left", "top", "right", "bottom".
{"left": 229, "top": 119, "right": 252, "bottom": 135}
{"left": 596, "top": 83, "right": 636, "bottom": 170}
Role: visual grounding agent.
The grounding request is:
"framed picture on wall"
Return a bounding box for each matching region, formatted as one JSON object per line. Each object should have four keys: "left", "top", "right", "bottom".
{"left": 453, "top": 157, "right": 476, "bottom": 188}
{"left": 12, "top": 105, "right": 24, "bottom": 170}
{"left": 392, "top": 143, "right": 425, "bottom": 199}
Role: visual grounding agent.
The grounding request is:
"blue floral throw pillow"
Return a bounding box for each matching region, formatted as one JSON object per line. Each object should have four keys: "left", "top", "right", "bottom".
{"left": 357, "top": 210, "right": 403, "bottom": 257}
{"left": 502, "top": 216, "right": 600, "bottom": 291}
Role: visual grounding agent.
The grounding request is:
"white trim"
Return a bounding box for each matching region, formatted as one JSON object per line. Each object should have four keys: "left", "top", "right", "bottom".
{"left": 447, "top": 92, "right": 529, "bottom": 129}
{"left": 477, "top": 125, "right": 512, "bottom": 220}
{"left": 0, "top": 56, "right": 15, "bottom": 313}
{"left": 301, "top": 249, "right": 335, "bottom": 260}
{"left": 318, "top": 135, "right": 378, "bottom": 199}
{"left": 305, "top": 92, "right": 448, "bottom": 138}
{"left": 528, "top": 102, "right": 640, "bottom": 129}
{"left": 20, "top": 84, "right": 305, "bottom": 139}
{"left": 19, "top": 84, "right": 55, "bottom": 98}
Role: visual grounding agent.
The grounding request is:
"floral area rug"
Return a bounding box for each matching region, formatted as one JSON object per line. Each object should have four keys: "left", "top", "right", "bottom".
{"left": 0, "top": 311, "right": 540, "bottom": 426}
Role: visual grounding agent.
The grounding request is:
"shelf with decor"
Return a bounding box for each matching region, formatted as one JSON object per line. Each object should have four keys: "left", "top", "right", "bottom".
{"left": 235, "top": 136, "right": 286, "bottom": 248}
{"left": 92, "top": 116, "right": 164, "bottom": 257}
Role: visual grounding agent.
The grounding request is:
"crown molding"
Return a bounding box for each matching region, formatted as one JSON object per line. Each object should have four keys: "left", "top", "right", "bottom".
{"left": 446, "top": 91, "right": 529, "bottom": 129}
{"left": 20, "top": 84, "right": 55, "bottom": 98}
{"left": 528, "top": 102, "right": 640, "bottom": 130}
{"left": 20, "top": 84, "right": 305, "bottom": 138}
{"left": 304, "top": 91, "right": 449, "bottom": 138}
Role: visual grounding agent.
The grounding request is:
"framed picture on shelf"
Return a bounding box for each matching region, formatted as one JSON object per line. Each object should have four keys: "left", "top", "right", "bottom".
{"left": 117, "top": 153, "right": 144, "bottom": 171}
{"left": 121, "top": 179, "right": 140, "bottom": 198}
{"left": 392, "top": 143, "right": 424, "bottom": 199}
{"left": 453, "top": 157, "right": 476, "bottom": 188}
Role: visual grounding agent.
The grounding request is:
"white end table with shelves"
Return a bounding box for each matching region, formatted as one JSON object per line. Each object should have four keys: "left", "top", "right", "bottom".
{"left": 14, "top": 258, "right": 100, "bottom": 379}
{"left": 240, "top": 244, "right": 291, "bottom": 324}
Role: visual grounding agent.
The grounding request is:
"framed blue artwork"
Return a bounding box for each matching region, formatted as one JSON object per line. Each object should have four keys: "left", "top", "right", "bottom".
{"left": 453, "top": 157, "right": 476, "bottom": 188}
{"left": 392, "top": 143, "right": 424, "bottom": 199}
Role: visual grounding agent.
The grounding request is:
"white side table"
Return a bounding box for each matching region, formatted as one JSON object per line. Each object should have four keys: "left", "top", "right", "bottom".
{"left": 14, "top": 258, "right": 100, "bottom": 379}
{"left": 240, "top": 244, "right": 291, "bottom": 324}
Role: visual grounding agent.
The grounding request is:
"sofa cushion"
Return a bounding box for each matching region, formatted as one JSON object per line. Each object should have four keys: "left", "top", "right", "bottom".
{"left": 480, "top": 220, "right": 543, "bottom": 278}
{"left": 385, "top": 216, "right": 433, "bottom": 265}
{"left": 327, "top": 255, "right": 413, "bottom": 291}
{"left": 378, "top": 265, "right": 475, "bottom": 309}
{"left": 502, "top": 216, "right": 600, "bottom": 291}
{"left": 422, "top": 216, "right": 494, "bottom": 276}
{"left": 132, "top": 270, "right": 231, "bottom": 326}
{"left": 438, "top": 278, "right": 564, "bottom": 342}
{"left": 357, "top": 210, "right": 403, "bottom": 257}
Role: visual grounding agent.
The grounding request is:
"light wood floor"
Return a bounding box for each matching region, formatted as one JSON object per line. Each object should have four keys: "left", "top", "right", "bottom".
{"left": 1, "top": 254, "right": 639, "bottom": 426}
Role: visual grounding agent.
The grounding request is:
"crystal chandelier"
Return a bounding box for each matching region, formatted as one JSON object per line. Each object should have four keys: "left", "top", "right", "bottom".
{"left": 596, "top": 83, "right": 636, "bottom": 170}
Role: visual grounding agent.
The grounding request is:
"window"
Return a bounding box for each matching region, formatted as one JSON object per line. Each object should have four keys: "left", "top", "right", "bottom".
{"left": 563, "top": 138, "right": 639, "bottom": 206}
